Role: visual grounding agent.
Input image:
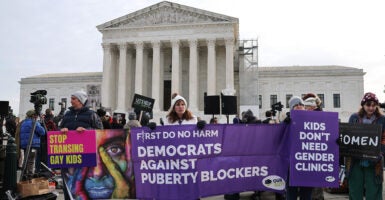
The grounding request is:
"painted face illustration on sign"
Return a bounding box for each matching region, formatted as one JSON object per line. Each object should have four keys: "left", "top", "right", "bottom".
{"left": 64, "top": 129, "right": 135, "bottom": 199}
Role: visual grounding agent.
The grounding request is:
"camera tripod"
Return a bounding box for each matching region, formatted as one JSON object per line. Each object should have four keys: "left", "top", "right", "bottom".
{"left": 19, "top": 106, "right": 47, "bottom": 181}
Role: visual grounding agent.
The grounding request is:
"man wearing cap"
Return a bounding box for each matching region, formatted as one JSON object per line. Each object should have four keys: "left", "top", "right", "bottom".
{"left": 123, "top": 111, "right": 141, "bottom": 129}
{"left": 20, "top": 109, "right": 46, "bottom": 175}
{"left": 59, "top": 90, "right": 103, "bottom": 133}
{"left": 59, "top": 90, "right": 103, "bottom": 199}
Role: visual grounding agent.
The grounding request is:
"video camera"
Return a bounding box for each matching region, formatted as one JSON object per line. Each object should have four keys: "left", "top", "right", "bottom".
{"left": 270, "top": 101, "right": 283, "bottom": 117}
{"left": 30, "top": 90, "right": 47, "bottom": 114}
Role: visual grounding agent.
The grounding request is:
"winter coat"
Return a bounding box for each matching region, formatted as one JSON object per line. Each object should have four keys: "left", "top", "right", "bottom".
{"left": 59, "top": 106, "right": 103, "bottom": 130}
{"left": 123, "top": 120, "right": 141, "bottom": 129}
{"left": 163, "top": 116, "right": 198, "bottom": 125}
{"left": 345, "top": 112, "right": 385, "bottom": 183}
{"left": 20, "top": 118, "right": 46, "bottom": 149}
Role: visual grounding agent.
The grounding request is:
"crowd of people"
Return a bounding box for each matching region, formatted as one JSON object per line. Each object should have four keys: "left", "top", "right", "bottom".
{"left": 1, "top": 90, "right": 385, "bottom": 199}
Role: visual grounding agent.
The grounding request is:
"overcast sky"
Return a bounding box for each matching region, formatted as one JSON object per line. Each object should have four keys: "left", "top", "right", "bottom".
{"left": 1, "top": 0, "right": 384, "bottom": 115}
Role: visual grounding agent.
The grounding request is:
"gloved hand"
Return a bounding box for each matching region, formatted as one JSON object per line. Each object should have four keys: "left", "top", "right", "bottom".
{"left": 197, "top": 120, "right": 206, "bottom": 130}
{"left": 148, "top": 122, "right": 157, "bottom": 130}
{"left": 283, "top": 112, "right": 291, "bottom": 124}
{"left": 283, "top": 116, "right": 291, "bottom": 124}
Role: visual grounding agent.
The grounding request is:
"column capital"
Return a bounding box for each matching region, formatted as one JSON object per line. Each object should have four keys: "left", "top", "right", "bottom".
{"left": 151, "top": 40, "right": 161, "bottom": 48}
{"left": 101, "top": 43, "right": 112, "bottom": 50}
{"left": 135, "top": 41, "right": 144, "bottom": 48}
{"left": 225, "top": 38, "right": 235, "bottom": 46}
{"left": 118, "top": 42, "right": 128, "bottom": 50}
{"left": 188, "top": 39, "right": 198, "bottom": 47}
{"left": 171, "top": 39, "right": 180, "bottom": 48}
{"left": 206, "top": 38, "right": 216, "bottom": 47}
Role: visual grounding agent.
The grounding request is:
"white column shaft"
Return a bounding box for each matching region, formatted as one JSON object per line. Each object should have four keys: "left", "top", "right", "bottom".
{"left": 171, "top": 40, "right": 180, "bottom": 94}
{"left": 135, "top": 42, "right": 144, "bottom": 94}
{"left": 116, "top": 43, "right": 127, "bottom": 112}
{"left": 126, "top": 49, "right": 133, "bottom": 107}
{"left": 101, "top": 43, "right": 113, "bottom": 108}
{"left": 189, "top": 39, "right": 198, "bottom": 110}
{"left": 225, "top": 38, "right": 235, "bottom": 91}
{"left": 207, "top": 39, "right": 216, "bottom": 95}
{"left": 152, "top": 41, "right": 161, "bottom": 111}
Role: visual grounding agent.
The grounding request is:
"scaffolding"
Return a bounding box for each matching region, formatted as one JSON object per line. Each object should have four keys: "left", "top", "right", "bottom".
{"left": 238, "top": 39, "right": 259, "bottom": 115}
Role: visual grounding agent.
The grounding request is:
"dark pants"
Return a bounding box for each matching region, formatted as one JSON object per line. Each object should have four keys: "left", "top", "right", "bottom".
{"left": 224, "top": 193, "right": 240, "bottom": 200}
{"left": 286, "top": 186, "right": 313, "bottom": 200}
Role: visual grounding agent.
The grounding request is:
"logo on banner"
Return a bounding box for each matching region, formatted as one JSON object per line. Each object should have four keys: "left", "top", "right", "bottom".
{"left": 262, "top": 175, "right": 286, "bottom": 190}
{"left": 325, "top": 176, "right": 335, "bottom": 182}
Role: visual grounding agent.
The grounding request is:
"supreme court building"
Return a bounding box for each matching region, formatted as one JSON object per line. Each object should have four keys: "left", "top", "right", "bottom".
{"left": 97, "top": 1, "right": 239, "bottom": 114}
{"left": 18, "top": 1, "right": 364, "bottom": 122}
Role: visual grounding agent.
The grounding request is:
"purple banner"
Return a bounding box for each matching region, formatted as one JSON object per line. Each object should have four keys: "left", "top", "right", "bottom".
{"left": 289, "top": 111, "right": 339, "bottom": 187}
{"left": 131, "top": 124, "right": 290, "bottom": 199}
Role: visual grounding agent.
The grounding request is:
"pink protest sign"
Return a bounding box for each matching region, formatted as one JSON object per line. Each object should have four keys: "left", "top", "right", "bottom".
{"left": 47, "top": 130, "right": 97, "bottom": 168}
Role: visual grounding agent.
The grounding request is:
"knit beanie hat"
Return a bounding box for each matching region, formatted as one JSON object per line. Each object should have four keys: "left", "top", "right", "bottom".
{"left": 304, "top": 97, "right": 317, "bottom": 107}
{"left": 170, "top": 93, "right": 187, "bottom": 111}
{"left": 361, "top": 92, "right": 379, "bottom": 106}
{"left": 71, "top": 90, "right": 88, "bottom": 105}
{"left": 289, "top": 96, "right": 304, "bottom": 110}
{"left": 303, "top": 93, "right": 322, "bottom": 106}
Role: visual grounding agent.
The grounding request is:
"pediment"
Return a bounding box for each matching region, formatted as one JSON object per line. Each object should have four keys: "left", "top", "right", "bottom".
{"left": 97, "top": 1, "right": 238, "bottom": 30}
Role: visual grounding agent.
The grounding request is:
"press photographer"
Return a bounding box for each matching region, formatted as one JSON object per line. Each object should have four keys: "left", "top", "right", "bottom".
{"left": 270, "top": 101, "right": 283, "bottom": 122}
{"left": 20, "top": 90, "right": 47, "bottom": 179}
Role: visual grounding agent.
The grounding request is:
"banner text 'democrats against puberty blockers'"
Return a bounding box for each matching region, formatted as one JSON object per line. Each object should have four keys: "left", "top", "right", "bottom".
{"left": 131, "top": 124, "right": 289, "bottom": 199}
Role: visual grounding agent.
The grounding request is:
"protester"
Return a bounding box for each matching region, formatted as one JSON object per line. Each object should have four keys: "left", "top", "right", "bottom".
{"left": 19, "top": 109, "right": 46, "bottom": 175}
{"left": 210, "top": 116, "right": 218, "bottom": 124}
{"left": 124, "top": 111, "right": 141, "bottom": 129}
{"left": 5, "top": 114, "right": 17, "bottom": 137}
{"left": 111, "top": 116, "right": 124, "bottom": 129}
{"left": 262, "top": 110, "right": 279, "bottom": 124}
{"left": 241, "top": 109, "right": 261, "bottom": 124}
{"left": 97, "top": 108, "right": 111, "bottom": 129}
{"left": 44, "top": 108, "right": 57, "bottom": 131}
{"left": 164, "top": 93, "right": 198, "bottom": 125}
{"left": 302, "top": 93, "right": 323, "bottom": 111}
{"left": 59, "top": 90, "right": 103, "bottom": 199}
{"left": 346, "top": 92, "right": 385, "bottom": 199}
{"left": 285, "top": 96, "right": 313, "bottom": 200}
{"left": 233, "top": 114, "right": 241, "bottom": 124}
{"left": 105, "top": 112, "right": 112, "bottom": 124}
{"left": 302, "top": 93, "right": 325, "bottom": 200}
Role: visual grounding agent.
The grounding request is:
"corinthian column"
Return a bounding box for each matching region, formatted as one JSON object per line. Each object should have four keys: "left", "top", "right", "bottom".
{"left": 225, "top": 38, "right": 236, "bottom": 94}
{"left": 188, "top": 39, "right": 198, "bottom": 111}
{"left": 207, "top": 38, "right": 216, "bottom": 95}
{"left": 151, "top": 40, "right": 161, "bottom": 111}
{"left": 171, "top": 40, "right": 181, "bottom": 94}
{"left": 135, "top": 41, "right": 144, "bottom": 94}
{"left": 116, "top": 43, "right": 128, "bottom": 113}
{"left": 101, "top": 43, "right": 113, "bottom": 108}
